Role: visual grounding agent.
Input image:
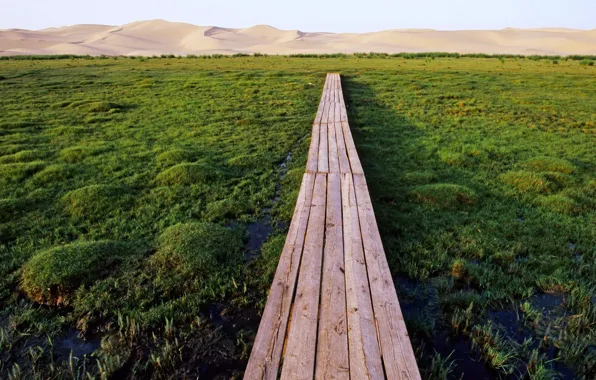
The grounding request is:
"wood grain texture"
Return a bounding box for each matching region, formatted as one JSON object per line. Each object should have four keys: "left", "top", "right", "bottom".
{"left": 281, "top": 173, "right": 327, "bottom": 380}
{"left": 315, "top": 173, "right": 349, "bottom": 379}
{"left": 341, "top": 173, "right": 384, "bottom": 380}
{"left": 244, "top": 173, "right": 316, "bottom": 380}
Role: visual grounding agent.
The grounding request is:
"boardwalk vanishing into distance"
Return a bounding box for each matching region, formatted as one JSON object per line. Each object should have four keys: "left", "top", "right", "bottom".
{"left": 244, "top": 74, "right": 421, "bottom": 380}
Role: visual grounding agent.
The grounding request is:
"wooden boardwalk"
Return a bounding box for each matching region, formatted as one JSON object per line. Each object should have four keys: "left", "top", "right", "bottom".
{"left": 244, "top": 74, "right": 420, "bottom": 380}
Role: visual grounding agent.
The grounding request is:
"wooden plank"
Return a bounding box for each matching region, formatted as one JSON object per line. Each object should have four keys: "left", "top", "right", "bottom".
{"left": 244, "top": 173, "right": 316, "bottom": 380}
{"left": 306, "top": 122, "right": 320, "bottom": 173}
{"left": 327, "top": 119, "right": 340, "bottom": 174}
{"left": 315, "top": 173, "right": 349, "bottom": 379}
{"left": 334, "top": 103, "right": 342, "bottom": 124}
{"left": 341, "top": 173, "right": 385, "bottom": 380}
{"left": 318, "top": 122, "right": 329, "bottom": 173}
{"left": 334, "top": 122, "right": 351, "bottom": 174}
{"left": 281, "top": 173, "right": 327, "bottom": 380}
{"left": 353, "top": 174, "right": 421, "bottom": 379}
{"left": 340, "top": 121, "right": 363, "bottom": 174}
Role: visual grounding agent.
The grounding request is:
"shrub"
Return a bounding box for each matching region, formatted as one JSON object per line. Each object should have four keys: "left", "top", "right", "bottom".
{"left": 150, "top": 222, "right": 243, "bottom": 276}
{"left": 410, "top": 183, "right": 477, "bottom": 209}
{"left": 21, "top": 240, "right": 132, "bottom": 304}
{"left": 154, "top": 162, "right": 222, "bottom": 186}
{"left": 62, "top": 184, "right": 132, "bottom": 219}
{"left": 501, "top": 171, "right": 551, "bottom": 194}
{"left": 522, "top": 156, "right": 576, "bottom": 174}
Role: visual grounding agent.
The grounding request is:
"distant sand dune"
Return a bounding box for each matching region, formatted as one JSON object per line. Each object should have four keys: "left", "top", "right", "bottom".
{"left": 2, "top": 19, "right": 596, "bottom": 56}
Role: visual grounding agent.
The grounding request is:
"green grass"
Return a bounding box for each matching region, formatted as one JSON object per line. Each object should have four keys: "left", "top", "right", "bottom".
{"left": 1, "top": 56, "right": 596, "bottom": 378}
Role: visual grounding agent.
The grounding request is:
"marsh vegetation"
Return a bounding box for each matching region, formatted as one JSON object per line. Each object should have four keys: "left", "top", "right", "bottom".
{"left": 1, "top": 55, "right": 595, "bottom": 379}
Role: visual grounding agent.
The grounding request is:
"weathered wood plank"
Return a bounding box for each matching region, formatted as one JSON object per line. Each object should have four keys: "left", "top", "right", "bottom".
{"left": 318, "top": 122, "right": 329, "bottom": 173}
{"left": 341, "top": 173, "right": 385, "bottom": 380}
{"left": 333, "top": 122, "right": 351, "bottom": 174}
{"left": 244, "top": 173, "right": 316, "bottom": 380}
{"left": 315, "top": 173, "right": 349, "bottom": 379}
{"left": 353, "top": 174, "right": 421, "bottom": 379}
{"left": 280, "top": 173, "right": 327, "bottom": 379}
{"left": 327, "top": 117, "right": 340, "bottom": 173}
{"left": 306, "top": 122, "right": 320, "bottom": 173}
{"left": 340, "top": 121, "right": 363, "bottom": 174}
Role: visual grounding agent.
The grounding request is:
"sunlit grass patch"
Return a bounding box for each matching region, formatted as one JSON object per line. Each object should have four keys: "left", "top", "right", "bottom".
{"left": 21, "top": 240, "right": 134, "bottom": 305}
{"left": 501, "top": 170, "right": 551, "bottom": 194}
{"left": 154, "top": 162, "right": 224, "bottom": 186}
{"left": 150, "top": 222, "right": 244, "bottom": 276}
{"left": 62, "top": 184, "right": 133, "bottom": 219}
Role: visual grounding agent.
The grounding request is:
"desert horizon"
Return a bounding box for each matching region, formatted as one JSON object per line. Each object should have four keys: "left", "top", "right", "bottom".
{"left": 2, "top": 19, "right": 596, "bottom": 56}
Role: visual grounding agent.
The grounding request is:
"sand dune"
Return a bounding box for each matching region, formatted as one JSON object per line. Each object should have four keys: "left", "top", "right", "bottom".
{"left": 2, "top": 19, "right": 596, "bottom": 56}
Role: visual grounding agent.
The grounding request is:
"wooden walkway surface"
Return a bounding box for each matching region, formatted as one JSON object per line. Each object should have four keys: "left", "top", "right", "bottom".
{"left": 244, "top": 74, "right": 420, "bottom": 380}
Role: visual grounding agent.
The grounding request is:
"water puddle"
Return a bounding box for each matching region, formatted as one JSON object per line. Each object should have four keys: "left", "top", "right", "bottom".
{"left": 53, "top": 328, "right": 101, "bottom": 358}
{"left": 244, "top": 151, "right": 293, "bottom": 260}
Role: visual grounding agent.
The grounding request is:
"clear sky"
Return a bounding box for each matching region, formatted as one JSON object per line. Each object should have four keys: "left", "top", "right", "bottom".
{"left": 1, "top": 0, "right": 595, "bottom": 32}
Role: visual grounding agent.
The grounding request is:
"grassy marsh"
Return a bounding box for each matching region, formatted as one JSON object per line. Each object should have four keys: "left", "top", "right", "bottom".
{"left": 1, "top": 55, "right": 595, "bottom": 379}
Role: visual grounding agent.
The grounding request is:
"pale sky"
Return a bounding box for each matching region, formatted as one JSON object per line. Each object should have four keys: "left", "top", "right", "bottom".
{"left": 1, "top": 0, "right": 595, "bottom": 32}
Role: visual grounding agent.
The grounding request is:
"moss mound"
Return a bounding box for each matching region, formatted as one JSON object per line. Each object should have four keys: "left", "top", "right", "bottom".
{"left": 151, "top": 222, "right": 243, "bottom": 275}
{"left": 0, "top": 150, "right": 45, "bottom": 164}
{"left": 154, "top": 163, "right": 221, "bottom": 186}
{"left": 59, "top": 145, "right": 108, "bottom": 163}
{"left": 21, "top": 241, "right": 132, "bottom": 304}
{"left": 401, "top": 170, "right": 437, "bottom": 185}
{"left": 437, "top": 149, "right": 466, "bottom": 166}
{"left": 522, "top": 156, "right": 576, "bottom": 174}
{"left": 0, "top": 161, "right": 45, "bottom": 185}
{"left": 540, "top": 195, "right": 579, "bottom": 215}
{"left": 0, "top": 198, "right": 26, "bottom": 223}
{"left": 501, "top": 170, "right": 551, "bottom": 194}
{"left": 156, "top": 149, "right": 194, "bottom": 166}
{"left": 33, "top": 164, "right": 77, "bottom": 184}
{"left": 62, "top": 184, "right": 132, "bottom": 219}
{"left": 67, "top": 100, "right": 122, "bottom": 113}
{"left": 410, "top": 183, "right": 477, "bottom": 209}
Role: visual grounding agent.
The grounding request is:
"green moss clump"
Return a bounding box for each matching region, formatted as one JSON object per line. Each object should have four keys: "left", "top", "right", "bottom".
{"left": 438, "top": 149, "right": 466, "bottom": 166}
{"left": 0, "top": 144, "right": 25, "bottom": 156}
{"left": 0, "top": 161, "right": 45, "bottom": 185}
{"left": 0, "top": 149, "right": 45, "bottom": 164}
{"left": 151, "top": 222, "right": 243, "bottom": 275}
{"left": 62, "top": 184, "right": 132, "bottom": 219}
{"left": 156, "top": 149, "right": 194, "bottom": 166}
{"left": 21, "top": 241, "right": 132, "bottom": 304}
{"left": 410, "top": 183, "right": 477, "bottom": 209}
{"left": 401, "top": 170, "right": 437, "bottom": 185}
{"left": 33, "top": 164, "right": 77, "bottom": 184}
{"left": 154, "top": 163, "right": 221, "bottom": 186}
{"left": 59, "top": 145, "right": 108, "bottom": 163}
{"left": 501, "top": 170, "right": 551, "bottom": 194}
{"left": 0, "top": 198, "right": 26, "bottom": 223}
{"left": 540, "top": 195, "right": 579, "bottom": 215}
{"left": 522, "top": 156, "right": 576, "bottom": 174}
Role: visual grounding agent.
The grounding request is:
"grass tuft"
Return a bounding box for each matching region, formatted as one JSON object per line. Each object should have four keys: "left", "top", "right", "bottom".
{"left": 21, "top": 240, "right": 133, "bottom": 304}
{"left": 150, "top": 222, "right": 244, "bottom": 275}
{"left": 501, "top": 170, "right": 551, "bottom": 194}
{"left": 410, "top": 183, "right": 477, "bottom": 209}
{"left": 62, "top": 184, "right": 133, "bottom": 219}
{"left": 154, "top": 162, "right": 223, "bottom": 186}
{"left": 522, "top": 156, "right": 576, "bottom": 174}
